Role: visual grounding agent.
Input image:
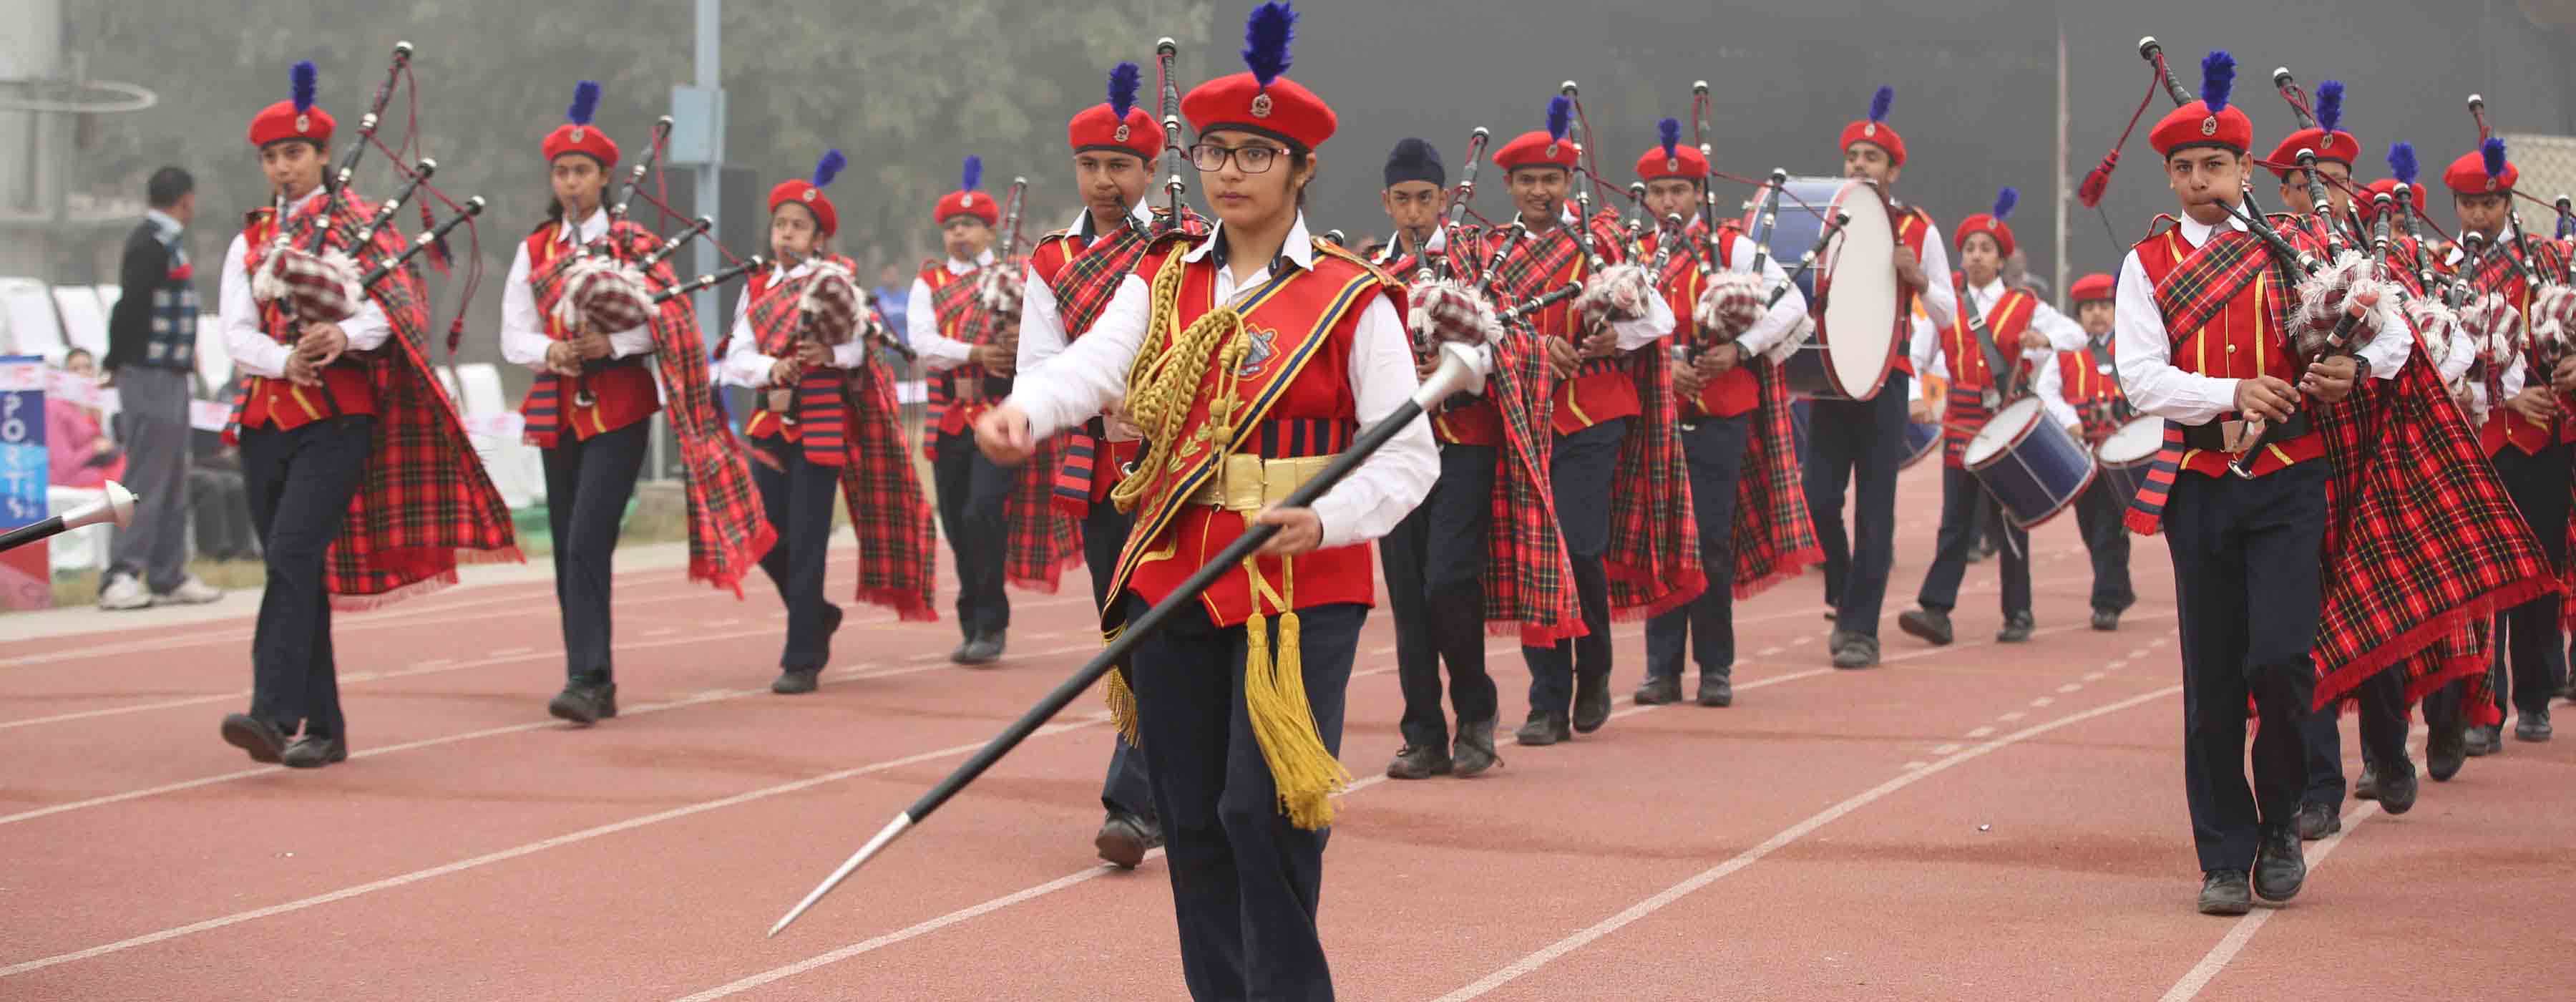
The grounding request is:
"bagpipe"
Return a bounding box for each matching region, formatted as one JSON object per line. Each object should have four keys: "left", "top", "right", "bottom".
{"left": 971, "top": 174, "right": 1034, "bottom": 397}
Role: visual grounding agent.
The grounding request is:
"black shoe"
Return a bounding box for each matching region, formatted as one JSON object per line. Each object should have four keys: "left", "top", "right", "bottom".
{"left": 1095, "top": 810, "right": 1161, "bottom": 870}
{"left": 2426, "top": 719, "right": 2467, "bottom": 782}
{"left": 1385, "top": 743, "right": 1454, "bottom": 780}
{"left": 771, "top": 668, "right": 821, "bottom": 695}
{"left": 1832, "top": 633, "right": 1880, "bottom": 670}
{"left": 547, "top": 681, "right": 618, "bottom": 726}
{"left": 280, "top": 735, "right": 347, "bottom": 769}
{"left": 2376, "top": 760, "right": 2419, "bottom": 815}
{"left": 1697, "top": 675, "right": 1733, "bottom": 708}
{"left": 2295, "top": 801, "right": 2341, "bottom": 841}
{"left": 1898, "top": 607, "right": 1954, "bottom": 646}
{"left": 821, "top": 603, "right": 844, "bottom": 658}
{"left": 2198, "top": 870, "right": 2253, "bottom": 915}
{"left": 2465, "top": 724, "right": 2502, "bottom": 757}
{"left": 1996, "top": 611, "right": 2034, "bottom": 643}
{"left": 1573, "top": 673, "right": 1611, "bottom": 734}
{"left": 2353, "top": 763, "right": 2379, "bottom": 801}
{"left": 2515, "top": 707, "right": 2552, "bottom": 742}
{"left": 220, "top": 713, "right": 287, "bottom": 764}
{"left": 2091, "top": 608, "right": 2120, "bottom": 631}
{"left": 1632, "top": 674, "right": 1683, "bottom": 706}
{"left": 1452, "top": 718, "right": 1502, "bottom": 777}
{"left": 2253, "top": 824, "right": 2307, "bottom": 902}
{"left": 1514, "top": 711, "right": 1571, "bottom": 746}
{"left": 957, "top": 633, "right": 1005, "bottom": 666}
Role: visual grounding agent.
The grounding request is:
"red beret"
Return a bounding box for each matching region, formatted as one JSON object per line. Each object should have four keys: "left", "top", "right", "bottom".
{"left": 2265, "top": 127, "right": 2358, "bottom": 180}
{"left": 2148, "top": 100, "right": 2253, "bottom": 159}
{"left": 1954, "top": 215, "right": 2016, "bottom": 261}
{"left": 1495, "top": 129, "right": 1579, "bottom": 173}
{"left": 1069, "top": 62, "right": 1161, "bottom": 161}
{"left": 2444, "top": 143, "right": 2517, "bottom": 195}
{"left": 2070, "top": 273, "right": 2114, "bottom": 303}
{"left": 1181, "top": 72, "right": 1336, "bottom": 154}
{"left": 542, "top": 124, "right": 620, "bottom": 169}
{"left": 1838, "top": 120, "right": 1905, "bottom": 167}
{"left": 935, "top": 189, "right": 999, "bottom": 226}
{"left": 769, "top": 180, "right": 839, "bottom": 238}
{"left": 1634, "top": 140, "right": 1707, "bottom": 183}
{"left": 248, "top": 101, "right": 336, "bottom": 149}
{"left": 2357, "top": 178, "right": 2426, "bottom": 221}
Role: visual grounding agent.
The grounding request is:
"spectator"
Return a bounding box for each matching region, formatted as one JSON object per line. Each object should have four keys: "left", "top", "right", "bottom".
{"left": 99, "top": 165, "right": 220, "bottom": 610}
{"left": 188, "top": 425, "right": 257, "bottom": 562}
{"left": 872, "top": 260, "right": 912, "bottom": 346}
{"left": 46, "top": 348, "right": 125, "bottom": 488}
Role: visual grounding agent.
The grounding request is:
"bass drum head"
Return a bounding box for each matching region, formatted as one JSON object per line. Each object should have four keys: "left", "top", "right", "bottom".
{"left": 1963, "top": 397, "right": 2044, "bottom": 467}
{"left": 1818, "top": 180, "right": 1899, "bottom": 401}
{"left": 1745, "top": 177, "right": 1851, "bottom": 301}
{"left": 2098, "top": 415, "right": 2165, "bottom": 467}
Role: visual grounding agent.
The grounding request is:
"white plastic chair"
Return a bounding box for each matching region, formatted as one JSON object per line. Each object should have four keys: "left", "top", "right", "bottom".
{"left": 50, "top": 286, "right": 109, "bottom": 358}
{"left": 0, "top": 278, "right": 64, "bottom": 358}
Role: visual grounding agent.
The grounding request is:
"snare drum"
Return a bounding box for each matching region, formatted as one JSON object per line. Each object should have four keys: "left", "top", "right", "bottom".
{"left": 1963, "top": 397, "right": 2097, "bottom": 529}
{"left": 1745, "top": 176, "right": 1899, "bottom": 400}
{"left": 1898, "top": 419, "right": 1941, "bottom": 470}
{"left": 2093, "top": 415, "right": 2165, "bottom": 503}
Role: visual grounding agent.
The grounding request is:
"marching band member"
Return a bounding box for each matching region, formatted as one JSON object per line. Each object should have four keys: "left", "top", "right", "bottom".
{"left": 1639, "top": 119, "right": 1816, "bottom": 709}
{"left": 1812, "top": 85, "right": 1955, "bottom": 670}
{"left": 2109, "top": 50, "right": 2546, "bottom": 915}
{"left": 2059, "top": 273, "right": 2136, "bottom": 631}
{"left": 2423, "top": 137, "right": 2571, "bottom": 754}
{"left": 720, "top": 151, "right": 940, "bottom": 694}
{"left": 977, "top": 4, "right": 1438, "bottom": 991}
{"left": 217, "top": 61, "right": 519, "bottom": 767}
{"left": 907, "top": 158, "right": 1026, "bottom": 665}
{"left": 1896, "top": 188, "right": 2076, "bottom": 648}
{"left": 501, "top": 82, "right": 775, "bottom": 726}
{"left": 1485, "top": 98, "right": 1681, "bottom": 746}
{"left": 1018, "top": 61, "right": 1207, "bottom": 867}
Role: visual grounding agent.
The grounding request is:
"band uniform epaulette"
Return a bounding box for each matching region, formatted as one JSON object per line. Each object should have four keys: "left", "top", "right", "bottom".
{"left": 1312, "top": 237, "right": 1401, "bottom": 290}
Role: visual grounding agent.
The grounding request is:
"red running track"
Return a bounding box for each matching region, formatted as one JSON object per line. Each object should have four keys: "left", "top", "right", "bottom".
{"left": 2, "top": 460, "right": 2571, "bottom": 1000}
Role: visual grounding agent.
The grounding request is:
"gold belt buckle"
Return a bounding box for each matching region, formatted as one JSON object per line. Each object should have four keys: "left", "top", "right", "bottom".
{"left": 1186, "top": 454, "right": 1330, "bottom": 512}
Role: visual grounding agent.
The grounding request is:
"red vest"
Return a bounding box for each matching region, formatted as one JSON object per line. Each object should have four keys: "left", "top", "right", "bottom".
{"left": 739, "top": 268, "right": 796, "bottom": 442}
{"left": 235, "top": 209, "right": 376, "bottom": 432}
{"left": 1677, "top": 230, "right": 1762, "bottom": 419}
{"left": 1114, "top": 247, "right": 1384, "bottom": 626}
{"left": 515, "top": 228, "right": 660, "bottom": 442}
{"left": 2133, "top": 225, "right": 2323, "bottom": 477}
{"left": 2057, "top": 344, "right": 2125, "bottom": 445}
{"left": 1936, "top": 282, "right": 2038, "bottom": 467}
{"left": 922, "top": 261, "right": 997, "bottom": 438}
{"left": 1030, "top": 228, "right": 1142, "bottom": 498}
{"left": 1888, "top": 208, "right": 1933, "bottom": 379}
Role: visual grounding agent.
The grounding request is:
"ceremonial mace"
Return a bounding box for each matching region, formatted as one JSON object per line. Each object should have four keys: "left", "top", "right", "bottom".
{"left": 769, "top": 340, "right": 1490, "bottom": 938}
{"left": 0, "top": 482, "right": 135, "bottom": 555}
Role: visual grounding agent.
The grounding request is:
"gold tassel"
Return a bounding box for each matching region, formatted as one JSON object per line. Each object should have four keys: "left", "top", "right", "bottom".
{"left": 1103, "top": 665, "right": 1141, "bottom": 745}
{"left": 1238, "top": 542, "right": 1350, "bottom": 830}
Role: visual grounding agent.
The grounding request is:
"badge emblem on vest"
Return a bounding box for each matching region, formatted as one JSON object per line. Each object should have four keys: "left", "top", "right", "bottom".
{"left": 1236, "top": 327, "right": 1277, "bottom": 376}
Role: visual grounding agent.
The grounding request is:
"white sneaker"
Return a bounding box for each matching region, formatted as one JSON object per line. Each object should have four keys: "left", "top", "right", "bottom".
{"left": 99, "top": 575, "right": 152, "bottom": 611}
{"left": 157, "top": 575, "right": 223, "bottom": 605}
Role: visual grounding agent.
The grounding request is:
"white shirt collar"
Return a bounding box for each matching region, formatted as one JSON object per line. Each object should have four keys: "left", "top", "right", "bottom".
{"left": 1964, "top": 276, "right": 2006, "bottom": 301}
{"left": 945, "top": 248, "right": 997, "bottom": 275}
{"left": 2177, "top": 210, "right": 2251, "bottom": 246}
{"left": 1510, "top": 207, "right": 1581, "bottom": 233}
{"left": 558, "top": 207, "right": 608, "bottom": 246}
{"left": 771, "top": 257, "right": 816, "bottom": 282}
{"left": 282, "top": 186, "right": 328, "bottom": 216}
{"left": 1181, "top": 213, "right": 1315, "bottom": 272}
{"left": 145, "top": 208, "right": 184, "bottom": 237}
{"left": 1066, "top": 203, "right": 1154, "bottom": 239}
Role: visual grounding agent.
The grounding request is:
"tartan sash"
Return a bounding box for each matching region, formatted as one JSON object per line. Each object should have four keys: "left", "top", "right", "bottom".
{"left": 1483, "top": 225, "right": 1584, "bottom": 314}
{"left": 2123, "top": 224, "right": 2297, "bottom": 535}
{"left": 230, "top": 195, "right": 522, "bottom": 607}
{"left": 749, "top": 268, "right": 852, "bottom": 468}
{"left": 1040, "top": 208, "right": 1211, "bottom": 522}
{"left": 1604, "top": 301, "right": 1705, "bottom": 620}
{"left": 520, "top": 225, "right": 580, "bottom": 449}
{"left": 1729, "top": 356, "right": 1824, "bottom": 597}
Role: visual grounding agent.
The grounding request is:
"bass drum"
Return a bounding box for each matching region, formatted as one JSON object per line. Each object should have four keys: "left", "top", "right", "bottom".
{"left": 2094, "top": 415, "right": 2165, "bottom": 504}
{"left": 1745, "top": 176, "right": 1898, "bottom": 400}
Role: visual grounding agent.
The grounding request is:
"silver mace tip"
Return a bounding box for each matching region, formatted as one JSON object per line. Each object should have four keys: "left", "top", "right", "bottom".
{"left": 769, "top": 813, "right": 916, "bottom": 938}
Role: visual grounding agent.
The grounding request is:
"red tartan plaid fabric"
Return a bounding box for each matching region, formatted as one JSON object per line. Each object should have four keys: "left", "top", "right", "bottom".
{"left": 531, "top": 220, "right": 776, "bottom": 594}
{"left": 2311, "top": 349, "right": 2557, "bottom": 707}
{"left": 235, "top": 196, "right": 521, "bottom": 608}
{"left": 922, "top": 261, "right": 1081, "bottom": 592}
{"left": 751, "top": 262, "right": 939, "bottom": 619}
{"left": 1051, "top": 207, "right": 1213, "bottom": 337}
{"left": 2124, "top": 222, "right": 2294, "bottom": 535}
{"left": 1601, "top": 216, "right": 1706, "bottom": 618}
{"left": 1730, "top": 356, "right": 1823, "bottom": 598}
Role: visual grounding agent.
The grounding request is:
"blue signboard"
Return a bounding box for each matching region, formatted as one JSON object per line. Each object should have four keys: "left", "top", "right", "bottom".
{"left": 0, "top": 355, "right": 45, "bottom": 532}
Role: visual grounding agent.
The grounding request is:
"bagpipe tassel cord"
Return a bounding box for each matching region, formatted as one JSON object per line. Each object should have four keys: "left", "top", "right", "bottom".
{"left": 1241, "top": 549, "right": 1348, "bottom": 830}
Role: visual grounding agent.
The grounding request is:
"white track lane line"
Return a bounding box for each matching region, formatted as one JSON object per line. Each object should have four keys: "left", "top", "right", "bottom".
{"left": 1430, "top": 680, "right": 2184, "bottom": 1001}
{"left": 2157, "top": 735, "right": 2425, "bottom": 1001}
{"left": 667, "top": 665, "right": 1838, "bottom": 1002}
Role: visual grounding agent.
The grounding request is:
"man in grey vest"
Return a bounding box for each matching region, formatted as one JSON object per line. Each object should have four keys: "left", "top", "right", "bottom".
{"left": 99, "top": 166, "right": 221, "bottom": 610}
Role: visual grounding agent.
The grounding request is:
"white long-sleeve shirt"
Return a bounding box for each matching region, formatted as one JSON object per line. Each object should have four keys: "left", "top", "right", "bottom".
{"left": 1007, "top": 213, "right": 1437, "bottom": 550}
{"left": 218, "top": 186, "right": 391, "bottom": 379}
{"left": 2114, "top": 213, "right": 2409, "bottom": 425}
{"left": 1922, "top": 287, "right": 2072, "bottom": 431}
{"left": 715, "top": 258, "right": 870, "bottom": 389}
{"left": 1018, "top": 203, "right": 1156, "bottom": 372}
{"left": 498, "top": 208, "right": 655, "bottom": 371}
{"left": 906, "top": 248, "right": 998, "bottom": 373}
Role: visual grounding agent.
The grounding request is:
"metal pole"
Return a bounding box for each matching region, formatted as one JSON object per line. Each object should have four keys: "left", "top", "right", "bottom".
{"left": 2053, "top": 16, "right": 2069, "bottom": 313}
{"left": 675, "top": 0, "right": 724, "bottom": 480}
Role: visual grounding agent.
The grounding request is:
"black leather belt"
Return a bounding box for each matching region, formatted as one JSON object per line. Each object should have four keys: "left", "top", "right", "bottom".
{"left": 2179, "top": 411, "right": 2309, "bottom": 452}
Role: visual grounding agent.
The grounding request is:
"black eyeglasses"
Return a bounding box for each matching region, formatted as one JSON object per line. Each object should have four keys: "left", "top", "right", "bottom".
{"left": 1189, "top": 142, "right": 1286, "bottom": 174}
